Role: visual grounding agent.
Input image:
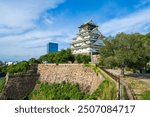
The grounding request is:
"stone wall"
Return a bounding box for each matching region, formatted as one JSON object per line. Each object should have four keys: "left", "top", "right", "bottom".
{"left": 0, "top": 72, "right": 39, "bottom": 100}
{"left": 38, "top": 64, "right": 104, "bottom": 92}
{"left": 0, "top": 64, "right": 104, "bottom": 100}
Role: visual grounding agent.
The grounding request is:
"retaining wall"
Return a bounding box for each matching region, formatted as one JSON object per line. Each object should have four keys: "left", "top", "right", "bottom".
{"left": 38, "top": 64, "right": 104, "bottom": 92}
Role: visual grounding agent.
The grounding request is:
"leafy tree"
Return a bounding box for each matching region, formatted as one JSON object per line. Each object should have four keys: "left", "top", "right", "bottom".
{"left": 7, "top": 61, "right": 29, "bottom": 74}
{"left": 0, "top": 65, "right": 8, "bottom": 75}
{"left": 28, "top": 58, "right": 40, "bottom": 64}
{"left": 100, "top": 33, "right": 149, "bottom": 76}
{"left": 39, "top": 49, "right": 75, "bottom": 63}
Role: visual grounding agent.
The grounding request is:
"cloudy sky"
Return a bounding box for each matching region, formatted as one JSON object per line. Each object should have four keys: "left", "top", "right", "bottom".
{"left": 0, "top": 0, "right": 150, "bottom": 61}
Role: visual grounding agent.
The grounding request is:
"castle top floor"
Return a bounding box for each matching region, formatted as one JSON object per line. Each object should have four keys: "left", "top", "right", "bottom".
{"left": 79, "top": 20, "right": 98, "bottom": 32}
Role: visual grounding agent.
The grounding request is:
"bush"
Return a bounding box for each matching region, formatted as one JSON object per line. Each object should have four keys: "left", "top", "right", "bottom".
{"left": 0, "top": 66, "right": 8, "bottom": 75}
{"left": 39, "top": 49, "right": 75, "bottom": 63}
{"left": 29, "top": 82, "right": 88, "bottom": 100}
{"left": 7, "top": 61, "right": 29, "bottom": 74}
{"left": 28, "top": 58, "right": 40, "bottom": 64}
{"left": 75, "top": 54, "right": 90, "bottom": 64}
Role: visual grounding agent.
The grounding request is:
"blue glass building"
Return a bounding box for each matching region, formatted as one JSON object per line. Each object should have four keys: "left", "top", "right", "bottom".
{"left": 47, "top": 42, "right": 58, "bottom": 53}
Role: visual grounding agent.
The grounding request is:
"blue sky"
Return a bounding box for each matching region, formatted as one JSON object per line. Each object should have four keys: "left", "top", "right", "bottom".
{"left": 0, "top": 0, "right": 150, "bottom": 61}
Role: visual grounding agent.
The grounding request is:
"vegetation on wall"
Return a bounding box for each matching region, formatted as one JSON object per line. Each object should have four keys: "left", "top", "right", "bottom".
{"left": 29, "top": 81, "right": 89, "bottom": 100}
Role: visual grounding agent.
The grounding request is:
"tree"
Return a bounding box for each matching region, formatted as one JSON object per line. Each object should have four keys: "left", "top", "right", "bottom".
{"left": 0, "top": 65, "right": 8, "bottom": 76}
{"left": 28, "top": 58, "right": 40, "bottom": 64}
{"left": 38, "top": 49, "right": 75, "bottom": 63}
{"left": 7, "top": 61, "right": 29, "bottom": 74}
{"left": 100, "top": 33, "right": 149, "bottom": 76}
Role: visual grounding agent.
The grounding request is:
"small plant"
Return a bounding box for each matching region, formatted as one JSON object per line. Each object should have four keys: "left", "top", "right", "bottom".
{"left": 141, "top": 90, "right": 150, "bottom": 100}
{"left": 36, "top": 80, "right": 41, "bottom": 84}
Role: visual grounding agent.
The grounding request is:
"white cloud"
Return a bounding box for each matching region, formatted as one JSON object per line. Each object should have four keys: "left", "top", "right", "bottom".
{"left": 0, "top": 28, "right": 72, "bottom": 60}
{"left": 100, "top": 8, "right": 150, "bottom": 35}
{"left": 0, "top": 0, "right": 64, "bottom": 33}
{"left": 0, "top": 0, "right": 66, "bottom": 61}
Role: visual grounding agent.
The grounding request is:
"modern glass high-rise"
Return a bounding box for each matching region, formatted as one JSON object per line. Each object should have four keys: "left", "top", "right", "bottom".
{"left": 47, "top": 42, "right": 58, "bottom": 53}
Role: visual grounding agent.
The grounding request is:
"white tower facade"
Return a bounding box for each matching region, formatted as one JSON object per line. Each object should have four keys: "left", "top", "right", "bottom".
{"left": 71, "top": 20, "right": 104, "bottom": 55}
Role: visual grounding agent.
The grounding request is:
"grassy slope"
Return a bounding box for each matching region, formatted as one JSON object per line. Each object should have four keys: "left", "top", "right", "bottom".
{"left": 96, "top": 69, "right": 118, "bottom": 100}
{"left": 0, "top": 77, "right": 5, "bottom": 92}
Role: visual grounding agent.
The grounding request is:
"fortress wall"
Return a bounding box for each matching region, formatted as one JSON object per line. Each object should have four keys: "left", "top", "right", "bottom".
{"left": 38, "top": 64, "right": 104, "bottom": 92}
{"left": 0, "top": 64, "right": 104, "bottom": 100}
{"left": 0, "top": 73, "right": 39, "bottom": 100}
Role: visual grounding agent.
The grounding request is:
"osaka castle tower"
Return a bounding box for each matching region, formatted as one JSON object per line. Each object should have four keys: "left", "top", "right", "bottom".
{"left": 71, "top": 20, "right": 104, "bottom": 55}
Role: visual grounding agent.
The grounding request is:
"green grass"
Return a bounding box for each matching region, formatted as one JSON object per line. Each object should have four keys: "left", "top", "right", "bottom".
{"left": 122, "top": 86, "right": 129, "bottom": 100}
{"left": 97, "top": 69, "right": 118, "bottom": 100}
{"left": 141, "top": 90, "right": 150, "bottom": 100}
{"left": 0, "top": 77, "right": 5, "bottom": 92}
{"left": 88, "top": 80, "right": 117, "bottom": 100}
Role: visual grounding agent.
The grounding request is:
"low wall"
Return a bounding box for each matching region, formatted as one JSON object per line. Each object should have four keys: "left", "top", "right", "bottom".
{"left": 38, "top": 64, "right": 104, "bottom": 92}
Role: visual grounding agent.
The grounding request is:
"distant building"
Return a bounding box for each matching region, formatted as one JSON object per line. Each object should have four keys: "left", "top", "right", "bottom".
{"left": 47, "top": 42, "right": 58, "bottom": 53}
{"left": 6, "top": 62, "right": 13, "bottom": 66}
{"left": 71, "top": 20, "right": 104, "bottom": 55}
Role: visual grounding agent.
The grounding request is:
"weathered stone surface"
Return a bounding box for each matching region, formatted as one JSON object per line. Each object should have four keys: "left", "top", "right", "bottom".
{"left": 38, "top": 64, "right": 104, "bottom": 93}
{"left": 0, "top": 73, "right": 39, "bottom": 100}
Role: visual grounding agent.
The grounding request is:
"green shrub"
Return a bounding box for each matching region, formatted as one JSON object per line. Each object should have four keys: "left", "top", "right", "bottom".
{"left": 29, "top": 82, "right": 88, "bottom": 100}
{"left": 0, "top": 66, "right": 8, "bottom": 75}
{"left": 75, "top": 54, "right": 90, "bottom": 64}
{"left": 28, "top": 58, "right": 40, "bottom": 64}
{"left": 39, "top": 49, "right": 75, "bottom": 63}
{"left": 7, "top": 61, "right": 29, "bottom": 74}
